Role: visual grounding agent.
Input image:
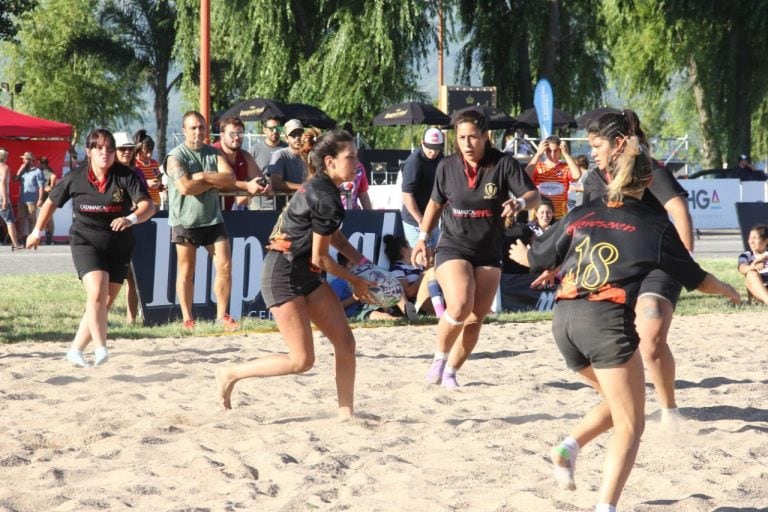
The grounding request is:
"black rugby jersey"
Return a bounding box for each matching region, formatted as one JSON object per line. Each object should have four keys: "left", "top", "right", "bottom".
{"left": 527, "top": 197, "right": 706, "bottom": 306}
{"left": 49, "top": 163, "right": 150, "bottom": 234}
{"left": 432, "top": 148, "right": 536, "bottom": 259}
{"left": 583, "top": 160, "right": 687, "bottom": 212}
{"left": 268, "top": 172, "right": 344, "bottom": 261}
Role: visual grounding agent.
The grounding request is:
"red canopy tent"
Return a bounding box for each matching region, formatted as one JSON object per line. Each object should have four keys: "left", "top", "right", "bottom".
{"left": 0, "top": 106, "right": 73, "bottom": 204}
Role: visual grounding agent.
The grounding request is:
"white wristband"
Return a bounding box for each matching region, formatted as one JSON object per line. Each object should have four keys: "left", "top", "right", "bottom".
{"left": 516, "top": 197, "right": 527, "bottom": 210}
{"left": 417, "top": 231, "right": 429, "bottom": 242}
{"left": 30, "top": 228, "right": 42, "bottom": 238}
{"left": 126, "top": 213, "right": 139, "bottom": 225}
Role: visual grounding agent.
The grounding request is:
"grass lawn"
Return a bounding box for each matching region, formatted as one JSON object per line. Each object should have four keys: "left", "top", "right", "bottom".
{"left": 0, "top": 258, "right": 757, "bottom": 344}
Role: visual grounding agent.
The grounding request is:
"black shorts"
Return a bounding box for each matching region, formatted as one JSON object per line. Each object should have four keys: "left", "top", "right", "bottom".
{"left": 0, "top": 205, "right": 15, "bottom": 224}
{"left": 69, "top": 230, "right": 135, "bottom": 283}
{"left": 552, "top": 299, "right": 639, "bottom": 371}
{"left": 434, "top": 246, "right": 502, "bottom": 269}
{"left": 260, "top": 251, "right": 323, "bottom": 308}
{"left": 637, "top": 269, "right": 683, "bottom": 306}
{"left": 171, "top": 223, "right": 228, "bottom": 247}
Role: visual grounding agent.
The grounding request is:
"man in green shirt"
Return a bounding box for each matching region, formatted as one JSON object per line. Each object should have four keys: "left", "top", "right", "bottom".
{"left": 165, "top": 110, "right": 239, "bottom": 331}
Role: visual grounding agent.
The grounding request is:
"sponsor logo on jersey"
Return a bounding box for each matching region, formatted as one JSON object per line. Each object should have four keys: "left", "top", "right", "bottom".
{"left": 451, "top": 208, "right": 494, "bottom": 218}
{"left": 538, "top": 181, "right": 566, "bottom": 195}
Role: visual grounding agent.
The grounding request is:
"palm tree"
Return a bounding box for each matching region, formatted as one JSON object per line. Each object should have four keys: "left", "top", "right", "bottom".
{"left": 75, "top": 0, "right": 180, "bottom": 159}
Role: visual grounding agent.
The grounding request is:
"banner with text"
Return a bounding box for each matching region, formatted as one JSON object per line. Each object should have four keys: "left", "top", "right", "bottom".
{"left": 132, "top": 211, "right": 404, "bottom": 325}
{"left": 679, "top": 180, "right": 740, "bottom": 229}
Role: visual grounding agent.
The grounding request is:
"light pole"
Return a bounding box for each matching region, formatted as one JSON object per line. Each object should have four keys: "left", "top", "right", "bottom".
{"left": 0, "top": 82, "right": 24, "bottom": 110}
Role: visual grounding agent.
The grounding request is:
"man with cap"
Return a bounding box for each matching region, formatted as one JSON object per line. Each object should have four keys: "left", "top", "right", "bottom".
{"left": 14, "top": 151, "right": 45, "bottom": 242}
{"left": 265, "top": 118, "right": 307, "bottom": 210}
{"left": 729, "top": 154, "right": 767, "bottom": 181}
{"left": 0, "top": 148, "right": 24, "bottom": 249}
{"left": 400, "top": 127, "right": 445, "bottom": 248}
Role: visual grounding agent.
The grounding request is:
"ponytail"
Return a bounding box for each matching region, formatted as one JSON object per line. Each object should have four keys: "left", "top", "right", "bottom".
{"left": 605, "top": 136, "right": 653, "bottom": 203}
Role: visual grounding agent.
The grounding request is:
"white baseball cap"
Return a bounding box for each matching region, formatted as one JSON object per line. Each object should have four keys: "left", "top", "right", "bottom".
{"left": 423, "top": 128, "right": 444, "bottom": 151}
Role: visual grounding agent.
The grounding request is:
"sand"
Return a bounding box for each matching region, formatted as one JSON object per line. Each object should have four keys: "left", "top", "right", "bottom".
{"left": 0, "top": 312, "right": 766, "bottom": 511}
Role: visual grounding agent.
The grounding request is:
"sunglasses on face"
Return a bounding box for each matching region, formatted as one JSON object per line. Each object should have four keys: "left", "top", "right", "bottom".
{"left": 265, "top": 126, "right": 282, "bottom": 132}
{"left": 226, "top": 132, "right": 245, "bottom": 139}
{"left": 116, "top": 147, "right": 133, "bottom": 153}
{"left": 288, "top": 131, "right": 304, "bottom": 138}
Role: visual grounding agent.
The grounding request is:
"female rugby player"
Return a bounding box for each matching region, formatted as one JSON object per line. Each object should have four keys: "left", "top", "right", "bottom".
{"left": 412, "top": 108, "right": 539, "bottom": 388}
{"left": 510, "top": 136, "right": 739, "bottom": 512}
{"left": 27, "top": 129, "right": 155, "bottom": 367}
{"left": 215, "top": 130, "right": 374, "bottom": 421}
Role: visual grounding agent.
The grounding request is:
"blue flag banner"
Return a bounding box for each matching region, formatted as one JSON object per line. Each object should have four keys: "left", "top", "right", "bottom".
{"left": 533, "top": 79, "right": 553, "bottom": 139}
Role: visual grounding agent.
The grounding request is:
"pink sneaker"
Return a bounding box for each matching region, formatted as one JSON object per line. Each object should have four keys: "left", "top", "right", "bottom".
{"left": 426, "top": 359, "right": 446, "bottom": 385}
{"left": 441, "top": 372, "right": 460, "bottom": 389}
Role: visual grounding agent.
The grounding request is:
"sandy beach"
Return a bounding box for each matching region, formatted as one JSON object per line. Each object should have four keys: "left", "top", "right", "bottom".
{"left": 0, "top": 313, "right": 766, "bottom": 511}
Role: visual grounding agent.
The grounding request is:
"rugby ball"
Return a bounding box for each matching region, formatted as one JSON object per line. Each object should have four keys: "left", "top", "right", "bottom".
{"left": 353, "top": 263, "right": 403, "bottom": 308}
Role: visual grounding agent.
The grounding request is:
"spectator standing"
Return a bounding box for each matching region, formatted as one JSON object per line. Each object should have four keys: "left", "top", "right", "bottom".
{"left": 567, "top": 154, "right": 590, "bottom": 210}
{"left": 526, "top": 136, "right": 581, "bottom": 219}
{"left": 213, "top": 117, "right": 270, "bottom": 210}
{"left": 113, "top": 132, "right": 145, "bottom": 324}
{"left": 164, "top": 111, "right": 239, "bottom": 331}
{"left": 14, "top": 151, "right": 45, "bottom": 241}
{"left": 0, "top": 148, "right": 23, "bottom": 249}
{"left": 737, "top": 224, "right": 768, "bottom": 305}
{"left": 133, "top": 130, "right": 164, "bottom": 208}
{"left": 26, "top": 129, "right": 155, "bottom": 367}
{"left": 265, "top": 119, "right": 307, "bottom": 211}
{"left": 729, "top": 154, "right": 767, "bottom": 181}
{"left": 400, "top": 127, "right": 444, "bottom": 247}
{"left": 250, "top": 117, "right": 287, "bottom": 210}
{"left": 38, "top": 156, "right": 57, "bottom": 244}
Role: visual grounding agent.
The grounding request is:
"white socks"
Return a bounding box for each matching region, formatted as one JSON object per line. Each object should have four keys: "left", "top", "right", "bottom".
{"left": 595, "top": 504, "right": 616, "bottom": 512}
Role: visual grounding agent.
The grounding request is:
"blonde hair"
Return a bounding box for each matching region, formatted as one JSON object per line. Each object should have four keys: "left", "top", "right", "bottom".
{"left": 605, "top": 136, "right": 653, "bottom": 203}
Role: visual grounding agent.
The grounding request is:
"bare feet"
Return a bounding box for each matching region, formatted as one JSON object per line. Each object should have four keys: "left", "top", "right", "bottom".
{"left": 338, "top": 406, "right": 354, "bottom": 422}
{"left": 215, "top": 368, "right": 235, "bottom": 410}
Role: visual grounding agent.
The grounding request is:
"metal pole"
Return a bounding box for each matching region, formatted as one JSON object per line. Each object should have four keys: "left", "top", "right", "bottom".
{"left": 200, "top": 0, "right": 211, "bottom": 139}
{"left": 437, "top": 0, "right": 444, "bottom": 90}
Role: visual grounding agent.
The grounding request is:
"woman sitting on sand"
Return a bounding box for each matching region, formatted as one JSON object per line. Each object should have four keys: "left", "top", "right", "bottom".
{"left": 510, "top": 135, "right": 740, "bottom": 512}
{"left": 737, "top": 224, "right": 768, "bottom": 305}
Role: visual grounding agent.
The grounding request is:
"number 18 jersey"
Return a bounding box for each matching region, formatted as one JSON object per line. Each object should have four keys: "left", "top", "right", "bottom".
{"left": 527, "top": 197, "right": 706, "bottom": 306}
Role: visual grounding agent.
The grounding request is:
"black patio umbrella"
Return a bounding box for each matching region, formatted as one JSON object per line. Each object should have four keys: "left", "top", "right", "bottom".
{"left": 220, "top": 97, "right": 287, "bottom": 122}
{"left": 454, "top": 105, "right": 518, "bottom": 130}
{"left": 372, "top": 101, "right": 451, "bottom": 127}
{"left": 576, "top": 107, "right": 622, "bottom": 129}
{"left": 282, "top": 103, "right": 337, "bottom": 129}
{"left": 516, "top": 107, "right": 577, "bottom": 129}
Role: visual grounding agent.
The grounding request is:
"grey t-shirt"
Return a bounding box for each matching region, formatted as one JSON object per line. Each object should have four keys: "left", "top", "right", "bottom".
{"left": 266, "top": 148, "right": 306, "bottom": 185}
{"left": 251, "top": 138, "right": 287, "bottom": 173}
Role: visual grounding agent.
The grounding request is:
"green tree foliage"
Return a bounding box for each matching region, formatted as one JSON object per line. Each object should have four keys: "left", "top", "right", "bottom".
{"left": 454, "top": 0, "right": 607, "bottom": 117}
{"left": 174, "top": 0, "right": 437, "bottom": 147}
{"left": 604, "top": 0, "right": 768, "bottom": 168}
{"left": 2, "top": 0, "right": 142, "bottom": 142}
{"left": 0, "top": 0, "right": 37, "bottom": 41}
{"left": 84, "top": 0, "right": 181, "bottom": 159}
